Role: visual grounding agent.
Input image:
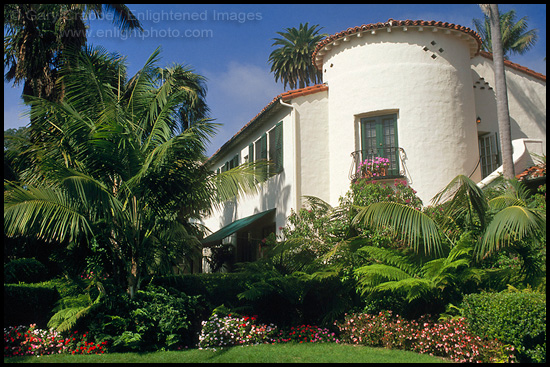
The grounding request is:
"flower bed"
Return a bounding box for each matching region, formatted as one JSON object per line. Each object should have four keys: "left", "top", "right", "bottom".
{"left": 4, "top": 324, "right": 108, "bottom": 358}
{"left": 198, "top": 314, "right": 279, "bottom": 349}
{"left": 198, "top": 313, "right": 338, "bottom": 350}
{"left": 271, "top": 324, "right": 339, "bottom": 344}
{"left": 335, "top": 311, "right": 516, "bottom": 363}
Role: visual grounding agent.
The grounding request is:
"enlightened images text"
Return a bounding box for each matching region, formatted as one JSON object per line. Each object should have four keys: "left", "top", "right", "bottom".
{"left": 130, "top": 10, "right": 263, "bottom": 24}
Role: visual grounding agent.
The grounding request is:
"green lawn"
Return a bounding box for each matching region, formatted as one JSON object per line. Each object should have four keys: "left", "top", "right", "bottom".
{"left": 4, "top": 343, "right": 451, "bottom": 363}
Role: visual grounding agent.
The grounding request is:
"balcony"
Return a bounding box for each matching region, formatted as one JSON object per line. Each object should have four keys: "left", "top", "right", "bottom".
{"left": 349, "top": 148, "right": 406, "bottom": 181}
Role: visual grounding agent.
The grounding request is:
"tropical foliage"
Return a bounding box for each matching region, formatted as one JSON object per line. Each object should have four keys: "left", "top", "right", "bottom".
{"left": 3, "top": 46, "right": 263, "bottom": 298}
{"left": 268, "top": 23, "right": 326, "bottom": 90}
{"left": 355, "top": 175, "right": 545, "bottom": 261}
{"left": 473, "top": 9, "right": 538, "bottom": 58}
{"left": 4, "top": 4, "right": 142, "bottom": 101}
{"left": 4, "top": 5, "right": 545, "bottom": 362}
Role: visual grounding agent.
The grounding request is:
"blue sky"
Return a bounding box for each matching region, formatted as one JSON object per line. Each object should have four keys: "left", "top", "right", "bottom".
{"left": 4, "top": 4, "right": 546, "bottom": 156}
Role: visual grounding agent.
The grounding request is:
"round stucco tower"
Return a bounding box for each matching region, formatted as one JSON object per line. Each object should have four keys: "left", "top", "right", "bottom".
{"left": 313, "top": 19, "right": 482, "bottom": 205}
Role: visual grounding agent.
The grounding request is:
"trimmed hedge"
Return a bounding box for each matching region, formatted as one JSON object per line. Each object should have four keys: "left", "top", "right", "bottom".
{"left": 4, "top": 284, "right": 59, "bottom": 328}
{"left": 152, "top": 272, "right": 352, "bottom": 327}
{"left": 151, "top": 273, "right": 261, "bottom": 312}
{"left": 461, "top": 290, "right": 546, "bottom": 363}
{"left": 4, "top": 258, "right": 48, "bottom": 284}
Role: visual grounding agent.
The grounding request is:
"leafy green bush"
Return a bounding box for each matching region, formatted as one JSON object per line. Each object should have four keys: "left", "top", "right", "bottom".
{"left": 4, "top": 258, "right": 49, "bottom": 284}
{"left": 238, "top": 270, "right": 353, "bottom": 327}
{"left": 349, "top": 178, "right": 422, "bottom": 209}
{"left": 461, "top": 289, "right": 546, "bottom": 363}
{"left": 100, "top": 285, "right": 206, "bottom": 352}
{"left": 152, "top": 273, "right": 260, "bottom": 312}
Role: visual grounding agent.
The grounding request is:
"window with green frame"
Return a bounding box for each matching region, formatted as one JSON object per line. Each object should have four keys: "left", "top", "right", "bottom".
{"left": 249, "top": 122, "right": 283, "bottom": 178}
{"left": 268, "top": 122, "right": 283, "bottom": 174}
{"left": 219, "top": 154, "right": 239, "bottom": 173}
{"left": 254, "top": 133, "right": 268, "bottom": 179}
{"left": 360, "top": 114, "right": 399, "bottom": 176}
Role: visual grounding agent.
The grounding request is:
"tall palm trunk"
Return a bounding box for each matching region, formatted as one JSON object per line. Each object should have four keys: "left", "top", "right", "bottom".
{"left": 480, "top": 4, "right": 515, "bottom": 179}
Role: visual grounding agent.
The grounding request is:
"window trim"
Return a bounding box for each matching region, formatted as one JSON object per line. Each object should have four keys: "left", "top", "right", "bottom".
{"left": 359, "top": 113, "right": 400, "bottom": 176}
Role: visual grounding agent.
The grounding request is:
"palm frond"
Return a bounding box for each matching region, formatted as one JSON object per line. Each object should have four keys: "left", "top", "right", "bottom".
{"left": 478, "top": 205, "right": 546, "bottom": 258}
{"left": 47, "top": 293, "right": 101, "bottom": 332}
{"left": 4, "top": 182, "right": 93, "bottom": 242}
{"left": 354, "top": 202, "right": 443, "bottom": 255}
{"left": 431, "top": 174, "right": 488, "bottom": 229}
{"left": 354, "top": 263, "right": 414, "bottom": 294}
{"left": 488, "top": 179, "right": 531, "bottom": 211}
{"left": 302, "top": 195, "right": 333, "bottom": 212}
{"left": 210, "top": 160, "right": 270, "bottom": 206}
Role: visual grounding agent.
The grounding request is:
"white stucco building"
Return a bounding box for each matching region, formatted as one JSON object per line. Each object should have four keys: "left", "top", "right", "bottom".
{"left": 200, "top": 19, "right": 546, "bottom": 269}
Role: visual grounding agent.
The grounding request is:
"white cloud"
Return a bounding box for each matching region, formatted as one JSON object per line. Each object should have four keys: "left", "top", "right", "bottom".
{"left": 203, "top": 61, "right": 284, "bottom": 156}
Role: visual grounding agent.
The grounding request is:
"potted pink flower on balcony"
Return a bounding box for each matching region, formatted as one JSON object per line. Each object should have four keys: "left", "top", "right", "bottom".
{"left": 357, "top": 157, "right": 390, "bottom": 179}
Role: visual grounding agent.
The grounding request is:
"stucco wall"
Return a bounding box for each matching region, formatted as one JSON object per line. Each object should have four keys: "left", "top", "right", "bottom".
{"left": 201, "top": 107, "right": 294, "bottom": 237}
{"left": 202, "top": 25, "right": 546, "bottom": 244}
{"left": 322, "top": 27, "right": 479, "bottom": 205}
{"left": 293, "top": 91, "right": 330, "bottom": 207}
{"left": 472, "top": 55, "right": 546, "bottom": 160}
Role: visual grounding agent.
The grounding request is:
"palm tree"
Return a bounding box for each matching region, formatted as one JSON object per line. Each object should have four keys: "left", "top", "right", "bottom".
{"left": 268, "top": 23, "right": 327, "bottom": 90}
{"left": 473, "top": 9, "right": 538, "bottom": 58}
{"left": 478, "top": 4, "right": 515, "bottom": 180}
{"left": 4, "top": 46, "right": 263, "bottom": 297}
{"left": 352, "top": 175, "right": 545, "bottom": 312}
{"left": 4, "top": 4, "right": 142, "bottom": 101}
{"left": 354, "top": 174, "right": 545, "bottom": 268}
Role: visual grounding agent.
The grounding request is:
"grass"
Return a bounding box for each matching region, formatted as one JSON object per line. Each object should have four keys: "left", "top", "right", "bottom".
{"left": 4, "top": 343, "right": 451, "bottom": 363}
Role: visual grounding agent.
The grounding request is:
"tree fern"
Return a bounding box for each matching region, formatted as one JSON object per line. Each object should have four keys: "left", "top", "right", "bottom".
{"left": 47, "top": 293, "right": 101, "bottom": 332}
{"left": 358, "top": 246, "right": 420, "bottom": 274}
{"left": 354, "top": 232, "right": 483, "bottom": 305}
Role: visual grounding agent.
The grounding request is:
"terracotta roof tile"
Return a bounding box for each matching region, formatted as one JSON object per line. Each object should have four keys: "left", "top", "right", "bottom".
{"left": 312, "top": 18, "right": 482, "bottom": 70}
{"left": 280, "top": 84, "right": 328, "bottom": 101}
{"left": 516, "top": 165, "right": 546, "bottom": 181}
{"left": 479, "top": 50, "right": 546, "bottom": 82}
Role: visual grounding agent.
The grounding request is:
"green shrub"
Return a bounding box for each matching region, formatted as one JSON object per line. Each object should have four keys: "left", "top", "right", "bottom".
{"left": 3, "top": 284, "right": 59, "bottom": 328}
{"left": 349, "top": 178, "right": 422, "bottom": 209}
{"left": 88, "top": 285, "right": 206, "bottom": 352}
{"left": 152, "top": 273, "right": 262, "bottom": 313}
{"left": 461, "top": 289, "right": 546, "bottom": 363}
{"left": 4, "top": 258, "right": 49, "bottom": 284}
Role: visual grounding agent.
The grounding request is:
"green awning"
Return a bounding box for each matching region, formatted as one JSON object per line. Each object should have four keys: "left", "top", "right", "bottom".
{"left": 201, "top": 209, "right": 276, "bottom": 245}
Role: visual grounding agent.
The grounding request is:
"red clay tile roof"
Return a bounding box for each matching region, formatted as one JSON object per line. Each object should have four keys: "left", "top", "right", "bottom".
{"left": 479, "top": 50, "right": 546, "bottom": 82}
{"left": 280, "top": 84, "right": 329, "bottom": 101}
{"left": 208, "top": 84, "right": 328, "bottom": 162}
{"left": 516, "top": 165, "right": 546, "bottom": 181}
{"left": 312, "top": 19, "right": 482, "bottom": 70}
